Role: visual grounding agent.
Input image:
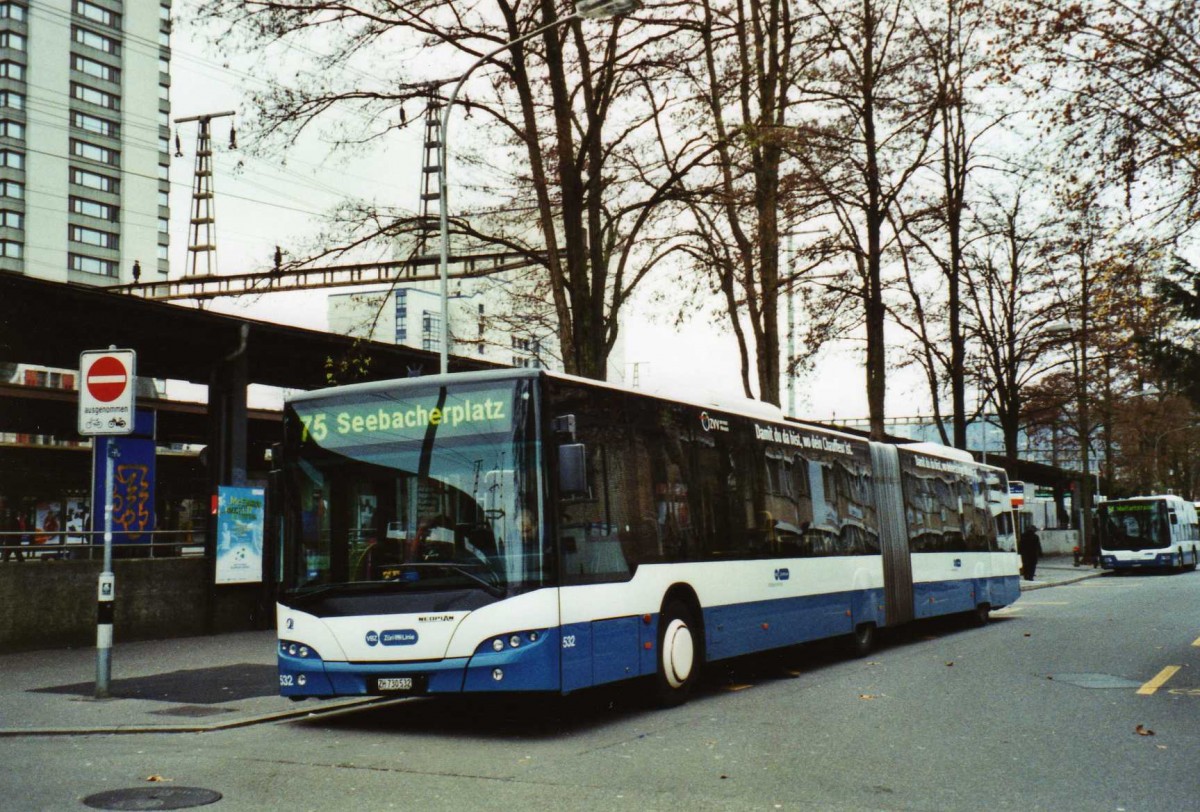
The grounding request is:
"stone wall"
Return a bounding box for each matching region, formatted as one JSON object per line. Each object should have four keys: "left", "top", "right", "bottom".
{"left": 0, "top": 558, "right": 270, "bottom": 652}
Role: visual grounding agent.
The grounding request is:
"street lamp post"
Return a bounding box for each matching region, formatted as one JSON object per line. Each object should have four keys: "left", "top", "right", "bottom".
{"left": 436, "top": 0, "right": 642, "bottom": 375}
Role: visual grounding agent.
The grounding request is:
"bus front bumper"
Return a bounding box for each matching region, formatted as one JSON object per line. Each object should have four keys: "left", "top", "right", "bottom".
{"left": 278, "top": 628, "right": 561, "bottom": 699}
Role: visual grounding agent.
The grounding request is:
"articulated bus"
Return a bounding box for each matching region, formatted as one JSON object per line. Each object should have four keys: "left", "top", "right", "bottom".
{"left": 275, "top": 369, "right": 1020, "bottom": 705}
{"left": 1097, "top": 495, "right": 1200, "bottom": 572}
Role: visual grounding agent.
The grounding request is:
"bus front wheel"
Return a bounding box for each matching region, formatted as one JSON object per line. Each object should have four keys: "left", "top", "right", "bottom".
{"left": 654, "top": 600, "right": 700, "bottom": 707}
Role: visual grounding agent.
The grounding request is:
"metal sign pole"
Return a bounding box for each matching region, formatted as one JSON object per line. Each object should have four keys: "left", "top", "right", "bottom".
{"left": 95, "top": 441, "right": 118, "bottom": 698}
{"left": 80, "top": 346, "right": 135, "bottom": 700}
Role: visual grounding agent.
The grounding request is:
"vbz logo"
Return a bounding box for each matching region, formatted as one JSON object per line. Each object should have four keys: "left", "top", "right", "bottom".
{"left": 365, "top": 630, "right": 380, "bottom": 646}
{"left": 774, "top": 568, "right": 790, "bottom": 581}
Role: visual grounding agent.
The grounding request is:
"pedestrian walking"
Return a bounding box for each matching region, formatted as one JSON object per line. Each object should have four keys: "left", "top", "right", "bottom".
{"left": 1020, "top": 525, "right": 1042, "bottom": 581}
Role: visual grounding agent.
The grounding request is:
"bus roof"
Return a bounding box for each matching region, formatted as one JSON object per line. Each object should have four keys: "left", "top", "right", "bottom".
{"left": 285, "top": 368, "right": 990, "bottom": 467}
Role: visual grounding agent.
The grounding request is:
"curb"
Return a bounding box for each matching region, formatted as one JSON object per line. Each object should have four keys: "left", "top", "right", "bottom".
{"left": 1020, "top": 569, "right": 1103, "bottom": 591}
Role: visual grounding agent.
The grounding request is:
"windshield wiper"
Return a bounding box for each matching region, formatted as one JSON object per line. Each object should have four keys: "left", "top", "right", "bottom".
{"left": 400, "top": 562, "right": 505, "bottom": 598}
{"left": 285, "top": 580, "right": 408, "bottom": 605}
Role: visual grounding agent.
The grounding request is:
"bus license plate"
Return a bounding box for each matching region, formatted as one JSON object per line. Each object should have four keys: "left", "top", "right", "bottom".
{"left": 376, "top": 677, "right": 414, "bottom": 692}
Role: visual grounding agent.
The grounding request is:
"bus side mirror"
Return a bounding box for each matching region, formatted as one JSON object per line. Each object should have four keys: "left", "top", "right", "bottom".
{"left": 558, "top": 444, "right": 587, "bottom": 496}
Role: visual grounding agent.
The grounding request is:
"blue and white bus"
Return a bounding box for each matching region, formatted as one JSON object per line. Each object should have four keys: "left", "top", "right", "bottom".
{"left": 1097, "top": 495, "right": 1200, "bottom": 571}
{"left": 275, "top": 369, "right": 1020, "bottom": 705}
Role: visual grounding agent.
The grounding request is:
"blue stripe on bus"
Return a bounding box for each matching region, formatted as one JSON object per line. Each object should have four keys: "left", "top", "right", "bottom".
{"left": 279, "top": 575, "right": 1021, "bottom": 698}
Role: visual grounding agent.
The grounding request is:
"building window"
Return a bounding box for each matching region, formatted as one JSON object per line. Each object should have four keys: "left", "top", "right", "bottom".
{"left": 157, "top": 190, "right": 169, "bottom": 208}
{"left": 71, "top": 139, "right": 118, "bottom": 165}
{"left": 0, "top": 32, "right": 26, "bottom": 52}
{"left": 0, "top": 149, "right": 22, "bottom": 169}
{"left": 157, "top": 163, "right": 168, "bottom": 181}
{"left": 73, "top": 27, "right": 119, "bottom": 55}
{"left": 0, "top": 61, "right": 24, "bottom": 81}
{"left": 72, "top": 112, "right": 118, "bottom": 138}
{"left": 72, "top": 54, "right": 120, "bottom": 83}
{"left": 158, "top": 57, "right": 169, "bottom": 74}
{"left": 0, "top": 4, "right": 27, "bottom": 22}
{"left": 71, "top": 83, "right": 120, "bottom": 110}
{"left": 157, "top": 217, "right": 168, "bottom": 234}
{"left": 156, "top": 244, "right": 168, "bottom": 261}
{"left": 75, "top": 0, "right": 120, "bottom": 28}
{"left": 0, "top": 238, "right": 20, "bottom": 258}
{"left": 158, "top": 84, "right": 169, "bottom": 101}
{"left": 421, "top": 312, "right": 441, "bottom": 352}
{"left": 0, "top": 120, "right": 23, "bottom": 140}
{"left": 0, "top": 179, "right": 22, "bottom": 199}
{"left": 0, "top": 91, "right": 23, "bottom": 111}
{"left": 70, "top": 168, "right": 118, "bottom": 193}
{"left": 70, "top": 196, "right": 117, "bottom": 220}
{"left": 70, "top": 224, "right": 118, "bottom": 249}
{"left": 69, "top": 253, "right": 116, "bottom": 276}
{"left": 158, "top": 30, "right": 170, "bottom": 47}
{"left": 0, "top": 209, "right": 22, "bottom": 229}
{"left": 159, "top": 4, "right": 170, "bottom": 21}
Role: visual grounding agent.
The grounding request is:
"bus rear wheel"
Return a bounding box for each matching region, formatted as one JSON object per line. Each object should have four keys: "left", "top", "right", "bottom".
{"left": 969, "top": 603, "right": 991, "bottom": 627}
{"left": 848, "top": 623, "right": 876, "bottom": 657}
{"left": 654, "top": 600, "right": 700, "bottom": 707}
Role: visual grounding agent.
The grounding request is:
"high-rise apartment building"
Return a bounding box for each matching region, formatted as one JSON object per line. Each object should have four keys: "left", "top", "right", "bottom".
{"left": 0, "top": 0, "right": 170, "bottom": 284}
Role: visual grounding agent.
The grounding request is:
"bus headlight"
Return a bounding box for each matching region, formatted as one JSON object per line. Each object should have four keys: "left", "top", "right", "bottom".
{"left": 509, "top": 635, "right": 521, "bottom": 648}
{"left": 492, "top": 639, "right": 505, "bottom": 652}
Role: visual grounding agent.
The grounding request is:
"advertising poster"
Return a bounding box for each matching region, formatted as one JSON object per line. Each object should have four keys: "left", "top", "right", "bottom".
{"left": 35, "top": 500, "right": 62, "bottom": 544}
{"left": 215, "top": 486, "right": 265, "bottom": 584}
{"left": 65, "top": 498, "right": 90, "bottom": 543}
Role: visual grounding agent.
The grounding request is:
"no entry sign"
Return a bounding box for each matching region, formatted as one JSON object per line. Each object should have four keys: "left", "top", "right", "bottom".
{"left": 79, "top": 349, "right": 136, "bottom": 435}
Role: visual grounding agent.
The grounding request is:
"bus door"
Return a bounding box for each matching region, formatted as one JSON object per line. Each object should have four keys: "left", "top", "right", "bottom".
{"left": 870, "top": 442, "right": 913, "bottom": 626}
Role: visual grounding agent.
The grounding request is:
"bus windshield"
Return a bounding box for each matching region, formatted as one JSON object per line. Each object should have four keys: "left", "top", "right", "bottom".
{"left": 1098, "top": 501, "right": 1169, "bottom": 551}
{"left": 280, "top": 378, "right": 544, "bottom": 602}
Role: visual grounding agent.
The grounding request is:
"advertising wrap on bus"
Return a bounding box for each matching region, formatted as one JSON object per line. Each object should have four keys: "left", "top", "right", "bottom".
{"left": 274, "top": 370, "right": 1020, "bottom": 707}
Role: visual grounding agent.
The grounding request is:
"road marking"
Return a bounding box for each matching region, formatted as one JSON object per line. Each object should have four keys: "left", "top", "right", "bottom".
{"left": 1192, "top": 636, "right": 1200, "bottom": 647}
{"left": 1137, "top": 666, "right": 1181, "bottom": 695}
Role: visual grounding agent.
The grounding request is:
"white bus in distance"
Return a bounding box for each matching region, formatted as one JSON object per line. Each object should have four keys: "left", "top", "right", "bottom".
{"left": 1097, "top": 495, "right": 1200, "bottom": 571}
{"left": 274, "top": 369, "right": 1021, "bottom": 706}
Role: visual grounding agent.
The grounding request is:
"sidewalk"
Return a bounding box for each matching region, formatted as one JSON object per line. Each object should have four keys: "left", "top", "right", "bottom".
{"left": 0, "top": 557, "right": 1099, "bottom": 736}
{"left": 0, "top": 630, "right": 383, "bottom": 737}
{"left": 1018, "top": 553, "right": 1103, "bottom": 591}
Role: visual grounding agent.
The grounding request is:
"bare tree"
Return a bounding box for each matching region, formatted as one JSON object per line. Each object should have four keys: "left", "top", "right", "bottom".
{"left": 788, "top": 0, "right": 939, "bottom": 439}
{"left": 890, "top": 0, "right": 1019, "bottom": 448}
{"left": 964, "top": 180, "right": 1061, "bottom": 465}
{"left": 199, "top": 0, "right": 697, "bottom": 380}
{"left": 1012, "top": 0, "right": 1200, "bottom": 233}
{"left": 666, "top": 0, "right": 833, "bottom": 406}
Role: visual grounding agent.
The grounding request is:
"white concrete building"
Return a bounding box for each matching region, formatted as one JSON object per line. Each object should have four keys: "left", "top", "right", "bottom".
{"left": 328, "top": 282, "right": 558, "bottom": 370}
{"left": 0, "top": 0, "right": 171, "bottom": 284}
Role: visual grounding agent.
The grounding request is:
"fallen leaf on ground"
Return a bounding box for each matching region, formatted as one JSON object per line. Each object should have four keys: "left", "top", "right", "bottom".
{"left": 1135, "top": 725, "right": 1155, "bottom": 736}
{"left": 145, "top": 775, "right": 172, "bottom": 783}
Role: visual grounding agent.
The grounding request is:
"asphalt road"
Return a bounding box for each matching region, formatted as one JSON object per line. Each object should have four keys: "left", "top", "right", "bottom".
{"left": 5, "top": 570, "right": 1199, "bottom": 812}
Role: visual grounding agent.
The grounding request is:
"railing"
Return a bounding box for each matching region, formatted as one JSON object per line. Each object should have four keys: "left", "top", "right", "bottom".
{"left": 0, "top": 529, "right": 208, "bottom": 560}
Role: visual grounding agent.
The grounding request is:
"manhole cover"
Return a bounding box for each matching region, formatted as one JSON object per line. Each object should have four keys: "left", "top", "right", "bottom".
{"left": 1049, "top": 673, "right": 1143, "bottom": 689}
{"left": 82, "top": 786, "right": 222, "bottom": 810}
